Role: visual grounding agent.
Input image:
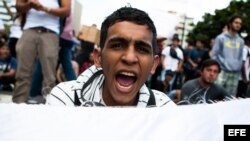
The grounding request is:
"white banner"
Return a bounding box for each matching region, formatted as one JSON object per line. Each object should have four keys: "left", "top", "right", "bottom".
{"left": 0, "top": 98, "right": 250, "bottom": 141}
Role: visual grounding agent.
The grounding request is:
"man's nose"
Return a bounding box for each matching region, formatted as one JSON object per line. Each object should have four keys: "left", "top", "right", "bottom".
{"left": 121, "top": 46, "right": 138, "bottom": 65}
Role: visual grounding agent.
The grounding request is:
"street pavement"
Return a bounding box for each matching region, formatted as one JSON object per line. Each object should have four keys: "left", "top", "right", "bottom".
{"left": 0, "top": 91, "right": 13, "bottom": 103}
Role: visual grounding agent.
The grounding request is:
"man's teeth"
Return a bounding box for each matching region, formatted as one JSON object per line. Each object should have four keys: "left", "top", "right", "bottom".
{"left": 120, "top": 72, "right": 135, "bottom": 77}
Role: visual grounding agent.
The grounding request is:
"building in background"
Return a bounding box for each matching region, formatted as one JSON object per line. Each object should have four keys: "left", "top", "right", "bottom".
{"left": 176, "top": 14, "right": 194, "bottom": 48}
{"left": 162, "top": 11, "right": 194, "bottom": 48}
{"left": 0, "top": 0, "right": 194, "bottom": 48}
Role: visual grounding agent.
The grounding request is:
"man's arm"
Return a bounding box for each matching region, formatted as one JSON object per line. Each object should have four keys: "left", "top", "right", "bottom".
{"left": 211, "top": 36, "right": 221, "bottom": 60}
{"left": 0, "top": 69, "right": 15, "bottom": 78}
{"left": 177, "top": 50, "right": 184, "bottom": 72}
{"left": 177, "top": 59, "right": 183, "bottom": 73}
{"left": 16, "top": 0, "right": 42, "bottom": 13}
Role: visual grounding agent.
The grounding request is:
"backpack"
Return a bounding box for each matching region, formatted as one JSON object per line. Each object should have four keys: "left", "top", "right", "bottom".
{"left": 169, "top": 47, "right": 180, "bottom": 60}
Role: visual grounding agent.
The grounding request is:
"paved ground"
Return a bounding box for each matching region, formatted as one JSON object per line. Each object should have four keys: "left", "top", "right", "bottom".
{"left": 0, "top": 91, "right": 45, "bottom": 104}
{"left": 0, "top": 91, "right": 13, "bottom": 103}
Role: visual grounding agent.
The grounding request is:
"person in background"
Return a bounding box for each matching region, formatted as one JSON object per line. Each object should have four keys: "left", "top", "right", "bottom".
{"left": 208, "top": 38, "right": 215, "bottom": 57}
{"left": 56, "top": 60, "right": 79, "bottom": 83}
{"left": 182, "top": 39, "right": 194, "bottom": 82}
{"left": 178, "top": 59, "right": 230, "bottom": 105}
{"left": 58, "top": 14, "right": 77, "bottom": 80}
{"left": 12, "top": 0, "right": 70, "bottom": 103}
{"left": 0, "top": 43, "right": 17, "bottom": 91}
{"left": 237, "top": 34, "right": 250, "bottom": 98}
{"left": 185, "top": 38, "right": 209, "bottom": 81}
{"left": 76, "top": 40, "right": 95, "bottom": 74}
{"left": 211, "top": 15, "right": 245, "bottom": 97}
{"left": 149, "top": 36, "right": 167, "bottom": 91}
{"left": 46, "top": 7, "right": 176, "bottom": 107}
{"left": 28, "top": 13, "right": 78, "bottom": 104}
{"left": 161, "top": 34, "right": 184, "bottom": 93}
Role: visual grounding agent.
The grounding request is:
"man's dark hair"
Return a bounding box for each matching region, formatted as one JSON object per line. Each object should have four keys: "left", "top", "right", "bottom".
{"left": 200, "top": 59, "right": 221, "bottom": 73}
{"left": 100, "top": 7, "right": 157, "bottom": 55}
{"left": 227, "top": 14, "right": 242, "bottom": 30}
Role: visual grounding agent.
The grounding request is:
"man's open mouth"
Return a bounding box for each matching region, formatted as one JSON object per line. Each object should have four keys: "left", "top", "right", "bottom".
{"left": 115, "top": 72, "right": 137, "bottom": 92}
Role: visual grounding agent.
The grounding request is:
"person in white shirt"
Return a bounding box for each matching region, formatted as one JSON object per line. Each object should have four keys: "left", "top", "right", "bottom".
{"left": 161, "top": 35, "right": 184, "bottom": 93}
{"left": 237, "top": 34, "right": 250, "bottom": 98}
{"left": 46, "top": 7, "right": 176, "bottom": 107}
{"left": 12, "top": 0, "right": 71, "bottom": 103}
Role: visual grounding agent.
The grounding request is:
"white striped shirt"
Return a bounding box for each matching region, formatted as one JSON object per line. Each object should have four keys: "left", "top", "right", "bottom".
{"left": 46, "top": 65, "right": 176, "bottom": 107}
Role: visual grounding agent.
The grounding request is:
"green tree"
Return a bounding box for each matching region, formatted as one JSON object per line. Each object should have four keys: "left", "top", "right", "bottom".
{"left": 187, "top": 0, "right": 250, "bottom": 46}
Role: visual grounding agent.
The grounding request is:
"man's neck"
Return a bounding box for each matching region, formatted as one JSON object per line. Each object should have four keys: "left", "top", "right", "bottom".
{"left": 228, "top": 29, "right": 237, "bottom": 37}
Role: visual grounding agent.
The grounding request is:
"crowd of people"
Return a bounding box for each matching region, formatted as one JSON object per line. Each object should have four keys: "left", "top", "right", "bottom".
{"left": 0, "top": 1, "right": 249, "bottom": 107}
{"left": 147, "top": 14, "right": 250, "bottom": 104}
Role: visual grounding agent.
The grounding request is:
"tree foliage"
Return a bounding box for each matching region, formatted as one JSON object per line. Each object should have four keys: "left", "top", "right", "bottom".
{"left": 187, "top": 0, "right": 250, "bottom": 46}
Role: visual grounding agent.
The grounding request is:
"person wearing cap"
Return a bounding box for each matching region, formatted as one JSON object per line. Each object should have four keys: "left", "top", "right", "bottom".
{"left": 161, "top": 34, "right": 184, "bottom": 94}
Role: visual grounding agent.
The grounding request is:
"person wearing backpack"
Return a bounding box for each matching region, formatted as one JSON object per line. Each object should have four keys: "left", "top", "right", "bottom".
{"left": 161, "top": 35, "right": 184, "bottom": 94}
{"left": 12, "top": 0, "right": 70, "bottom": 103}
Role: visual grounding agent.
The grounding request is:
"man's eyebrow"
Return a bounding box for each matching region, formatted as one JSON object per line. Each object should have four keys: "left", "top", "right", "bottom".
{"left": 107, "top": 37, "right": 128, "bottom": 43}
{"left": 107, "top": 37, "right": 152, "bottom": 49}
{"left": 135, "top": 40, "right": 152, "bottom": 49}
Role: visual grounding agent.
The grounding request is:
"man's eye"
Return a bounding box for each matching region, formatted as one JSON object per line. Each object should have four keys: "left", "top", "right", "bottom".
{"left": 110, "top": 43, "right": 122, "bottom": 49}
{"left": 137, "top": 46, "right": 151, "bottom": 54}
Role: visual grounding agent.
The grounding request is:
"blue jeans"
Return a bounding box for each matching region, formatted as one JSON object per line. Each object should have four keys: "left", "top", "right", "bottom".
{"left": 30, "top": 38, "right": 76, "bottom": 97}
{"left": 167, "top": 90, "right": 176, "bottom": 100}
{"left": 161, "top": 70, "right": 177, "bottom": 92}
{"left": 59, "top": 38, "right": 76, "bottom": 80}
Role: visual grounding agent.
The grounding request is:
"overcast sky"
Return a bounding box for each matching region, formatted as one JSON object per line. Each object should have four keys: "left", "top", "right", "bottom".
{"left": 78, "top": 0, "right": 232, "bottom": 38}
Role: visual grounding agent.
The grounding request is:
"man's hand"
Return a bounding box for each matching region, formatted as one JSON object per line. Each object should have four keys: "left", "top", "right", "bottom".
{"left": 28, "top": 0, "right": 42, "bottom": 11}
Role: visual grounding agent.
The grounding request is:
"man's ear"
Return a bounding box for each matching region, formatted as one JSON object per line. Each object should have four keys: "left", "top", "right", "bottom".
{"left": 93, "top": 47, "right": 101, "bottom": 67}
{"left": 150, "top": 55, "right": 159, "bottom": 74}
